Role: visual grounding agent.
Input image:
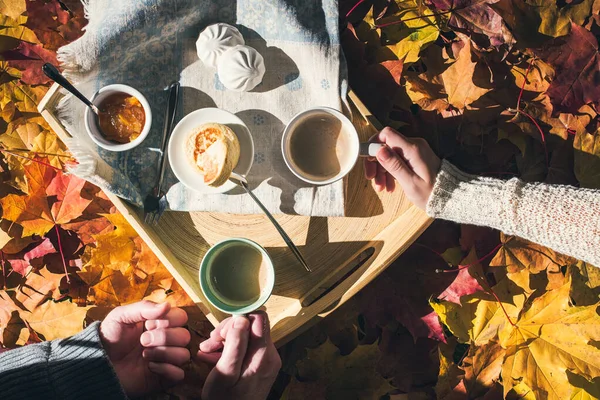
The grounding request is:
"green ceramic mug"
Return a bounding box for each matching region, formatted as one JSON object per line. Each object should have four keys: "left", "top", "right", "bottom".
{"left": 199, "top": 238, "right": 275, "bottom": 315}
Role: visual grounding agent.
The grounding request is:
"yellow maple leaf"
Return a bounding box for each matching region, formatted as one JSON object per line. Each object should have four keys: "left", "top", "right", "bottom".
{"left": 85, "top": 213, "right": 139, "bottom": 273}
{"left": 1, "top": 190, "right": 54, "bottom": 236}
{"left": 25, "top": 300, "right": 89, "bottom": 341}
{"left": 31, "top": 130, "right": 69, "bottom": 169}
{"left": 0, "top": 14, "right": 38, "bottom": 50}
{"left": 440, "top": 39, "right": 490, "bottom": 109}
{"left": 381, "top": 0, "right": 440, "bottom": 64}
{"left": 489, "top": 233, "right": 571, "bottom": 273}
{"left": 88, "top": 268, "right": 150, "bottom": 306}
{"left": 501, "top": 279, "right": 600, "bottom": 400}
{"left": 567, "top": 371, "right": 600, "bottom": 400}
{"left": 0, "top": 0, "right": 26, "bottom": 20}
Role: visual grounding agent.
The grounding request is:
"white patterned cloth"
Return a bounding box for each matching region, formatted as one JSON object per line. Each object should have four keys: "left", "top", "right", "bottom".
{"left": 57, "top": 0, "right": 345, "bottom": 216}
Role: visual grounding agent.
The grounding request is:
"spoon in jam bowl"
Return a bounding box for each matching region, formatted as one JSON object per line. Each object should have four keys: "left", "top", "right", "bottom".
{"left": 43, "top": 63, "right": 152, "bottom": 151}
{"left": 42, "top": 63, "right": 101, "bottom": 115}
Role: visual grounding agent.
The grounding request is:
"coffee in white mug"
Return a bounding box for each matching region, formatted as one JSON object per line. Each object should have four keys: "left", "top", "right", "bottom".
{"left": 288, "top": 111, "right": 355, "bottom": 182}
{"left": 282, "top": 107, "right": 383, "bottom": 185}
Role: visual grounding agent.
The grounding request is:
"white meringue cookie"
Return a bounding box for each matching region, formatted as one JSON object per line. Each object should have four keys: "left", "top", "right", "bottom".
{"left": 196, "top": 23, "right": 245, "bottom": 68}
{"left": 217, "top": 45, "right": 266, "bottom": 92}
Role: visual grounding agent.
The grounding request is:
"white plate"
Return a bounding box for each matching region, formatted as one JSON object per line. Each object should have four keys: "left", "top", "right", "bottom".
{"left": 168, "top": 108, "right": 254, "bottom": 194}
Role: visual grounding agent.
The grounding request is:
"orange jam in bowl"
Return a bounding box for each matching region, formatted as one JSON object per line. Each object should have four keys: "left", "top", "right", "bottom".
{"left": 97, "top": 93, "right": 146, "bottom": 144}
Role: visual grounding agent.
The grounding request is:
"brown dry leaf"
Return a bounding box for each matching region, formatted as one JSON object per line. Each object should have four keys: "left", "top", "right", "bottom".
{"left": 440, "top": 39, "right": 490, "bottom": 109}
{"left": 510, "top": 60, "right": 553, "bottom": 95}
{"left": 462, "top": 342, "right": 505, "bottom": 399}
{"left": 559, "top": 105, "right": 596, "bottom": 138}
{"left": 283, "top": 339, "right": 394, "bottom": 400}
{"left": 25, "top": 300, "right": 89, "bottom": 340}
{"left": 405, "top": 72, "right": 450, "bottom": 113}
{"left": 1, "top": 235, "right": 36, "bottom": 254}
{"left": 501, "top": 279, "right": 600, "bottom": 400}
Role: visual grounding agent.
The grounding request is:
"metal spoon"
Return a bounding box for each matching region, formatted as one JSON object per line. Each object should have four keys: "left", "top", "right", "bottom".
{"left": 42, "top": 63, "right": 100, "bottom": 115}
{"left": 229, "top": 172, "right": 311, "bottom": 273}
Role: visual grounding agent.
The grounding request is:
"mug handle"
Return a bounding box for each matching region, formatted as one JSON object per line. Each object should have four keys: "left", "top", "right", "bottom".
{"left": 359, "top": 142, "right": 385, "bottom": 158}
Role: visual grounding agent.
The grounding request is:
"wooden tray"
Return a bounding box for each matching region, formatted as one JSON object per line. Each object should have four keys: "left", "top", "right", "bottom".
{"left": 39, "top": 84, "right": 432, "bottom": 346}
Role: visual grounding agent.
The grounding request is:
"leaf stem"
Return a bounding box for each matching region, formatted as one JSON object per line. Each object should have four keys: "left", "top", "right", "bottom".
{"left": 1, "top": 251, "right": 5, "bottom": 290}
{"left": 54, "top": 225, "right": 70, "bottom": 284}
{"left": 487, "top": 283, "right": 516, "bottom": 326}
{"left": 375, "top": 10, "right": 452, "bottom": 28}
{"left": 516, "top": 62, "right": 533, "bottom": 111}
{"left": 2, "top": 148, "right": 74, "bottom": 159}
{"left": 346, "top": 0, "right": 367, "bottom": 18}
{"left": 0, "top": 150, "right": 64, "bottom": 171}
{"left": 512, "top": 59, "right": 549, "bottom": 168}
{"left": 436, "top": 243, "right": 502, "bottom": 273}
{"left": 516, "top": 109, "right": 549, "bottom": 167}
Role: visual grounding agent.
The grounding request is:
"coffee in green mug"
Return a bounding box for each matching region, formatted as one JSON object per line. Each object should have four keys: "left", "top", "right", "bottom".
{"left": 199, "top": 238, "right": 275, "bottom": 315}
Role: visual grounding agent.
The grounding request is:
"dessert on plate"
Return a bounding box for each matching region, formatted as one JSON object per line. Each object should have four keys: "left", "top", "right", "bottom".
{"left": 185, "top": 122, "right": 240, "bottom": 187}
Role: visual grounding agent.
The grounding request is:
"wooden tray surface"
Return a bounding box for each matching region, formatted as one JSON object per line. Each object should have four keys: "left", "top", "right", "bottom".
{"left": 39, "top": 84, "right": 432, "bottom": 346}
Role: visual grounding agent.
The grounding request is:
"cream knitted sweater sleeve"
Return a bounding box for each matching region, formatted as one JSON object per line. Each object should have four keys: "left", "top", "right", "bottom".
{"left": 426, "top": 160, "right": 600, "bottom": 266}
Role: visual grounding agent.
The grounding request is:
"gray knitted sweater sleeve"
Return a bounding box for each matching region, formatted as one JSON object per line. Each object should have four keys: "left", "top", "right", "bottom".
{"left": 0, "top": 321, "right": 127, "bottom": 400}
{"left": 426, "top": 160, "right": 600, "bottom": 266}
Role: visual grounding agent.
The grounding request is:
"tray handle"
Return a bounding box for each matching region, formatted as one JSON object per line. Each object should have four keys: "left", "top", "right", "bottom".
{"left": 300, "top": 246, "right": 376, "bottom": 308}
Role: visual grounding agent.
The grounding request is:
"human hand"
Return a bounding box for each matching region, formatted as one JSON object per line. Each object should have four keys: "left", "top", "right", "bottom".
{"left": 197, "top": 312, "right": 281, "bottom": 400}
{"left": 99, "top": 300, "right": 191, "bottom": 398}
{"left": 364, "top": 127, "right": 441, "bottom": 209}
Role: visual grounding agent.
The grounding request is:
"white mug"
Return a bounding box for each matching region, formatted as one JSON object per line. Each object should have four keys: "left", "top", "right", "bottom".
{"left": 281, "top": 107, "right": 383, "bottom": 185}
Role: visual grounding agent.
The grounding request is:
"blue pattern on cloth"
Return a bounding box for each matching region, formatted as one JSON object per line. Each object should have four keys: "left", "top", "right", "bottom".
{"left": 57, "top": 0, "right": 345, "bottom": 216}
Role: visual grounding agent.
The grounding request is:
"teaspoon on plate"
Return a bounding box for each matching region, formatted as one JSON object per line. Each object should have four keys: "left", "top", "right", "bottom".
{"left": 229, "top": 172, "right": 311, "bottom": 273}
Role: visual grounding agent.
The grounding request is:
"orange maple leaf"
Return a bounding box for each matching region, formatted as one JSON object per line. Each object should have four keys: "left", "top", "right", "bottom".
{"left": 0, "top": 161, "right": 92, "bottom": 236}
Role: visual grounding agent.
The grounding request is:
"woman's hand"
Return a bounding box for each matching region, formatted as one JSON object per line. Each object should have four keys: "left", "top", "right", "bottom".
{"left": 99, "top": 301, "right": 191, "bottom": 398}
{"left": 364, "top": 127, "right": 441, "bottom": 209}
{"left": 197, "top": 312, "right": 281, "bottom": 400}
